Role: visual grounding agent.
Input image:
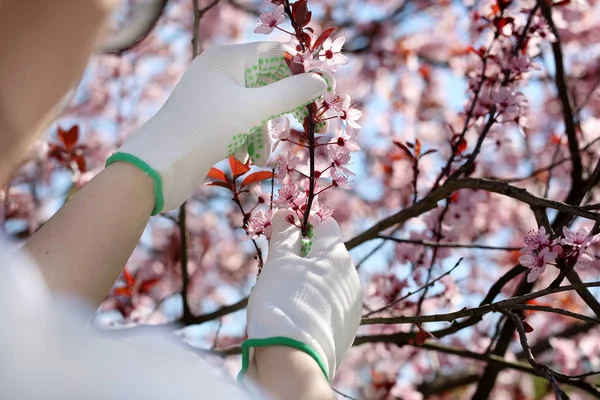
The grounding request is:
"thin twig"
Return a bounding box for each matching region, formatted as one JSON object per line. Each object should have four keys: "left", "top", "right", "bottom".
{"left": 363, "top": 258, "right": 463, "bottom": 317}
{"left": 377, "top": 236, "right": 520, "bottom": 251}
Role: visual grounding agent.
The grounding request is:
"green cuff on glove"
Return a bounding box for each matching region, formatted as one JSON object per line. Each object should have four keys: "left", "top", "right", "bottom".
{"left": 237, "top": 337, "right": 329, "bottom": 384}
{"left": 105, "top": 153, "right": 164, "bottom": 216}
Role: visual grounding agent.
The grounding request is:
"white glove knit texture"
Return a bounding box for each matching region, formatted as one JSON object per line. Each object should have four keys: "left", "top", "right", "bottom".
{"left": 245, "top": 210, "right": 363, "bottom": 381}
{"left": 110, "top": 42, "right": 327, "bottom": 213}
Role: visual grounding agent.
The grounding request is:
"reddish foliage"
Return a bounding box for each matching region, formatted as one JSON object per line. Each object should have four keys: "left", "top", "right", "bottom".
{"left": 241, "top": 171, "right": 276, "bottom": 188}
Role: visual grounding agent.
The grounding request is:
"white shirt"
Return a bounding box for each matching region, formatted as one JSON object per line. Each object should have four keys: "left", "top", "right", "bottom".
{"left": 0, "top": 241, "right": 251, "bottom": 399}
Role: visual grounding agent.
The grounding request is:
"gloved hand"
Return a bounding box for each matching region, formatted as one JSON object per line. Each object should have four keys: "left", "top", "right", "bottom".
{"left": 106, "top": 42, "right": 327, "bottom": 215}
{"left": 240, "top": 210, "right": 363, "bottom": 382}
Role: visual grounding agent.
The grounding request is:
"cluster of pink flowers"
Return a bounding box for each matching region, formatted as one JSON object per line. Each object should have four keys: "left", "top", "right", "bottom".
{"left": 466, "top": 2, "right": 553, "bottom": 126}
{"left": 246, "top": 1, "right": 362, "bottom": 238}
{"left": 518, "top": 226, "right": 599, "bottom": 282}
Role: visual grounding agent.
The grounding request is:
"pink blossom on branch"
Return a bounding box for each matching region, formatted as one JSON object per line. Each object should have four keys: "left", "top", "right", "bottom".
{"left": 518, "top": 246, "right": 558, "bottom": 283}
{"left": 246, "top": 208, "right": 275, "bottom": 239}
{"left": 520, "top": 227, "right": 550, "bottom": 254}
{"left": 268, "top": 116, "right": 291, "bottom": 151}
{"left": 254, "top": 4, "right": 285, "bottom": 35}
{"left": 339, "top": 94, "right": 362, "bottom": 129}
{"left": 319, "top": 37, "right": 349, "bottom": 71}
{"left": 561, "top": 226, "right": 599, "bottom": 248}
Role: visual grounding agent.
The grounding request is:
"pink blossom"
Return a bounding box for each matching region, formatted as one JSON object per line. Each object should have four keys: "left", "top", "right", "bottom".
{"left": 246, "top": 208, "right": 274, "bottom": 239}
{"left": 335, "top": 125, "right": 360, "bottom": 152}
{"left": 252, "top": 185, "right": 269, "bottom": 205}
{"left": 328, "top": 146, "right": 354, "bottom": 176}
{"left": 322, "top": 90, "right": 344, "bottom": 114}
{"left": 520, "top": 226, "right": 550, "bottom": 254}
{"left": 308, "top": 200, "right": 333, "bottom": 225}
{"left": 561, "top": 226, "right": 599, "bottom": 248}
{"left": 550, "top": 338, "right": 581, "bottom": 374}
{"left": 331, "top": 169, "right": 352, "bottom": 189}
{"left": 293, "top": 51, "right": 323, "bottom": 73}
{"left": 339, "top": 94, "right": 362, "bottom": 129}
{"left": 518, "top": 246, "right": 558, "bottom": 283}
{"left": 274, "top": 183, "right": 305, "bottom": 208}
{"left": 269, "top": 116, "right": 290, "bottom": 151}
{"left": 491, "top": 86, "right": 528, "bottom": 120}
{"left": 254, "top": 5, "right": 285, "bottom": 35}
{"left": 369, "top": 274, "right": 409, "bottom": 305}
{"left": 276, "top": 151, "right": 300, "bottom": 181}
{"left": 319, "top": 37, "right": 348, "bottom": 71}
{"left": 575, "top": 248, "right": 595, "bottom": 269}
{"left": 507, "top": 54, "right": 539, "bottom": 75}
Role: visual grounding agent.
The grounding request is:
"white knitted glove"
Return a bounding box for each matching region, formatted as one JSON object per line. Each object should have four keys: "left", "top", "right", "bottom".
{"left": 106, "top": 42, "right": 327, "bottom": 215}
{"left": 240, "top": 210, "right": 363, "bottom": 382}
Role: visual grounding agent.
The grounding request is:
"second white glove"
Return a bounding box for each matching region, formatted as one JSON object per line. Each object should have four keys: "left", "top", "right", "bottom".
{"left": 241, "top": 210, "right": 363, "bottom": 382}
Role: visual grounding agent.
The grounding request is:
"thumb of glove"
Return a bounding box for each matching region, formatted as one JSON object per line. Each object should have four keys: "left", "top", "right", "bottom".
{"left": 242, "top": 72, "right": 327, "bottom": 126}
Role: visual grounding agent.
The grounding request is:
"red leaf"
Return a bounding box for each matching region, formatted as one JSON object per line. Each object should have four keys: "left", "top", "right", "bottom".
{"left": 421, "top": 149, "right": 437, "bottom": 157}
{"left": 414, "top": 138, "right": 422, "bottom": 158}
{"left": 494, "top": 16, "right": 514, "bottom": 34}
{"left": 393, "top": 140, "right": 414, "bottom": 160}
{"left": 300, "top": 32, "right": 312, "bottom": 49}
{"left": 522, "top": 321, "right": 534, "bottom": 333}
{"left": 468, "top": 46, "right": 486, "bottom": 58}
{"left": 113, "top": 287, "right": 132, "bottom": 297}
{"left": 123, "top": 269, "right": 136, "bottom": 287}
{"left": 72, "top": 154, "right": 87, "bottom": 173}
{"left": 456, "top": 138, "right": 467, "bottom": 154}
{"left": 57, "top": 125, "right": 79, "bottom": 152}
{"left": 205, "top": 181, "right": 233, "bottom": 190}
{"left": 207, "top": 167, "right": 228, "bottom": 182}
{"left": 228, "top": 155, "right": 251, "bottom": 178}
{"left": 292, "top": 0, "right": 309, "bottom": 28}
{"left": 418, "top": 65, "right": 431, "bottom": 81}
{"left": 140, "top": 278, "right": 161, "bottom": 293}
{"left": 313, "top": 28, "right": 335, "bottom": 50}
{"left": 284, "top": 53, "right": 305, "bottom": 75}
{"left": 241, "top": 171, "right": 276, "bottom": 188}
{"left": 416, "top": 324, "right": 435, "bottom": 346}
{"left": 304, "top": 11, "right": 312, "bottom": 27}
{"left": 48, "top": 144, "right": 66, "bottom": 162}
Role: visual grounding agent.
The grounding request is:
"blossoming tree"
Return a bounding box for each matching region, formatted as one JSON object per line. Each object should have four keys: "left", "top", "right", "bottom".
{"left": 4, "top": 0, "right": 600, "bottom": 398}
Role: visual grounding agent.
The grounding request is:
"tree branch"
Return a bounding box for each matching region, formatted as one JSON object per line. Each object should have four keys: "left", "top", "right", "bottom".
{"left": 361, "top": 282, "right": 600, "bottom": 326}
{"left": 377, "top": 236, "right": 520, "bottom": 251}
{"left": 540, "top": 0, "right": 582, "bottom": 187}
{"left": 345, "top": 177, "right": 599, "bottom": 251}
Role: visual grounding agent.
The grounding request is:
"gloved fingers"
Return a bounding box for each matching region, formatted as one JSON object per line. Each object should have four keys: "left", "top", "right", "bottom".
{"left": 267, "top": 209, "right": 302, "bottom": 260}
{"left": 228, "top": 124, "right": 271, "bottom": 166}
{"left": 242, "top": 73, "right": 327, "bottom": 127}
{"left": 308, "top": 217, "right": 348, "bottom": 261}
{"left": 232, "top": 142, "right": 250, "bottom": 165}
{"left": 247, "top": 124, "right": 272, "bottom": 166}
{"left": 230, "top": 41, "right": 297, "bottom": 88}
{"left": 307, "top": 68, "right": 336, "bottom": 93}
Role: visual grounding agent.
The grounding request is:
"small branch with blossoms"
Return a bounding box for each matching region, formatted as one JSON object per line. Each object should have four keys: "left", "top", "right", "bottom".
{"left": 518, "top": 226, "right": 600, "bottom": 284}
{"left": 206, "top": 156, "right": 278, "bottom": 269}
{"left": 246, "top": 0, "right": 362, "bottom": 253}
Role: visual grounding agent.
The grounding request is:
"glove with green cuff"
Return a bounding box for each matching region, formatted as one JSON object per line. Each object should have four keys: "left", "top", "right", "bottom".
{"left": 106, "top": 42, "right": 327, "bottom": 215}
{"left": 240, "top": 210, "right": 363, "bottom": 382}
